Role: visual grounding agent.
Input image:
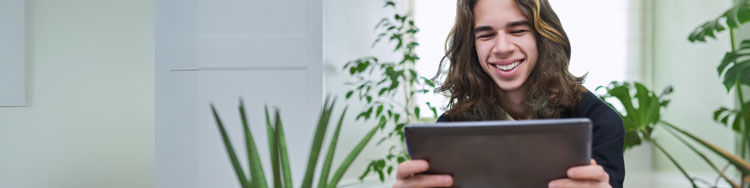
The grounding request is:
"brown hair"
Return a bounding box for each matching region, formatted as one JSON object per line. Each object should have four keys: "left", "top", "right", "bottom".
{"left": 435, "top": 0, "right": 585, "bottom": 121}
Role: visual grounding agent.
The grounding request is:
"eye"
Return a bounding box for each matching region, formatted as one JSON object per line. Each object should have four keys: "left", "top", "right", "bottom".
{"left": 477, "top": 33, "right": 495, "bottom": 39}
{"left": 510, "top": 30, "right": 528, "bottom": 35}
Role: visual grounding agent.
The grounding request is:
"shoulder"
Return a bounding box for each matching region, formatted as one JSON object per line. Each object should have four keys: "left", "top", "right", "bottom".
{"left": 572, "top": 90, "right": 624, "bottom": 150}
{"left": 437, "top": 113, "right": 454, "bottom": 122}
{"left": 573, "top": 90, "right": 622, "bottom": 123}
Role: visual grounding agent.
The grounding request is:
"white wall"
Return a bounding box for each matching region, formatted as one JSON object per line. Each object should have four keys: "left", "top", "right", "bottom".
{"left": 0, "top": 0, "right": 154, "bottom": 188}
{"left": 0, "top": 0, "right": 26, "bottom": 106}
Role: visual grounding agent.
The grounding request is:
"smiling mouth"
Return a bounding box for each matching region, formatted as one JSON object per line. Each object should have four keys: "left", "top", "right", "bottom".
{"left": 493, "top": 59, "right": 524, "bottom": 72}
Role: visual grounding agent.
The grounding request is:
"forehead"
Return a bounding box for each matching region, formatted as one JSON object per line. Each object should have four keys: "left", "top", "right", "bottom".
{"left": 473, "top": 0, "right": 528, "bottom": 28}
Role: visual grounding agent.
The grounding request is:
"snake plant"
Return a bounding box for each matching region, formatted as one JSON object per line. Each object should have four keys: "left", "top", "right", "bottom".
{"left": 210, "top": 97, "right": 379, "bottom": 188}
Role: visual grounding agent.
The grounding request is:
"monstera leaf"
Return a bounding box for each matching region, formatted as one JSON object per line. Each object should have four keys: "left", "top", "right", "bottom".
{"left": 718, "top": 40, "right": 750, "bottom": 91}
{"left": 597, "top": 81, "right": 672, "bottom": 150}
{"left": 688, "top": 0, "right": 750, "bottom": 42}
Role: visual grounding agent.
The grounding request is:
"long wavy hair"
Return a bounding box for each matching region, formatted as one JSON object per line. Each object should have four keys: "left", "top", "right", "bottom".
{"left": 435, "top": 0, "right": 586, "bottom": 121}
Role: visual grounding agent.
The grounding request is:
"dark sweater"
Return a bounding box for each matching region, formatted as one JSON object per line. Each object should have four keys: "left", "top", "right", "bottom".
{"left": 436, "top": 91, "right": 625, "bottom": 188}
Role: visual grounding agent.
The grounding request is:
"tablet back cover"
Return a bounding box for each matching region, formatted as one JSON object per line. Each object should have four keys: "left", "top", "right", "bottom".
{"left": 404, "top": 118, "right": 592, "bottom": 188}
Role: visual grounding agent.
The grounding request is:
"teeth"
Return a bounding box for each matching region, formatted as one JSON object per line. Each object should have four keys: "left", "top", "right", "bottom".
{"left": 495, "top": 61, "right": 520, "bottom": 71}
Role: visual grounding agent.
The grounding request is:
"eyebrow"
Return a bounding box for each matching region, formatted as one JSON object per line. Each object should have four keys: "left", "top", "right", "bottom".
{"left": 474, "top": 21, "right": 531, "bottom": 33}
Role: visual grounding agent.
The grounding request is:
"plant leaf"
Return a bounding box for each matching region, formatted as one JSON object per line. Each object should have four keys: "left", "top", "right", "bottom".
{"left": 634, "top": 83, "right": 656, "bottom": 126}
{"left": 723, "top": 61, "right": 750, "bottom": 91}
{"left": 427, "top": 102, "right": 438, "bottom": 118}
{"left": 738, "top": 62, "right": 750, "bottom": 87}
{"left": 265, "top": 106, "right": 282, "bottom": 188}
{"left": 211, "top": 104, "right": 250, "bottom": 188}
{"left": 302, "top": 97, "right": 335, "bottom": 188}
{"left": 384, "top": 1, "right": 395, "bottom": 8}
{"left": 727, "top": 8, "right": 740, "bottom": 28}
{"left": 688, "top": 3, "right": 750, "bottom": 42}
{"left": 378, "top": 116, "right": 387, "bottom": 130}
{"left": 718, "top": 52, "right": 736, "bottom": 77}
{"left": 703, "top": 22, "right": 717, "bottom": 39}
{"left": 326, "top": 123, "right": 381, "bottom": 188}
{"left": 714, "top": 107, "right": 729, "bottom": 122}
{"left": 317, "top": 106, "right": 348, "bottom": 188}
{"left": 689, "top": 20, "right": 715, "bottom": 42}
{"left": 378, "top": 87, "right": 388, "bottom": 96}
{"left": 376, "top": 105, "right": 384, "bottom": 117}
{"left": 239, "top": 100, "right": 268, "bottom": 188}
{"left": 739, "top": 39, "right": 750, "bottom": 49}
{"left": 739, "top": 5, "right": 750, "bottom": 24}
{"left": 623, "top": 130, "right": 643, "bottom": 150}
{"left": 274, "top": 109, "right": 293, "bottom": 188}
{"left": 358, "top": 162, "right": 375, "bottom": 181}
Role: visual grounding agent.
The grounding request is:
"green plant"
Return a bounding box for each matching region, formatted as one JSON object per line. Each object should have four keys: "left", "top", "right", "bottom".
{"left": 342, "top": 0, "right": 439, "bottom": 182}
{"left": 598, "top": 81, "right": 750, "bottom": 188}
{"left": 688, "top": 0, "right": 750, "bottom": 159}
{"left": 209, "top": 98, "right": 379, "bottom": 188}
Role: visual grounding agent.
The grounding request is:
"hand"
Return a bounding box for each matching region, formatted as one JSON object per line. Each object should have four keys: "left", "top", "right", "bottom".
{"left": 548, "top": 159, "right": 611, "bottom": 188}
{"left": 393, "top": 159, "right": 453, "bottom": 188}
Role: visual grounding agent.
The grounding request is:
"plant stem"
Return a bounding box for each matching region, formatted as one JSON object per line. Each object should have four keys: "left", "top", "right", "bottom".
{"left": 653, "top": 140, "right": 699, "bottom": 188}
{"left": 713, "top": 163, "right": 732, "bottom": 187}
{"left": 663, "top": 124, "right": 741, "bottom": 188}
{"left": 738, "top": 81, "right": 749, "bottom": 159}
{"left": 744, "top": 124, "right": 749, "bottom": 159}
{"left": 730, "top": 28, "right": 745, "bottom": 107}
{"left": 731, "top": 27, "right": 750, "bottom": 160}
{"left": 731, "top": 27, "right": 737, "bottom": 52}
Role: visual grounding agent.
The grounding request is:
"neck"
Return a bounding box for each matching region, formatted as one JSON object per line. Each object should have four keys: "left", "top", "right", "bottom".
{"left": 500, "top": 87, "right": 527, "bottom": 118}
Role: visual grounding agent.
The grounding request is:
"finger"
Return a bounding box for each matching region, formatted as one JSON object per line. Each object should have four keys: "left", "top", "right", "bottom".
{"left": 548, "top": 178, "right": 599, "bottom": 188}
{"left": 591, "top": 159, "right": 597, "bottom": 165}
{"left": 567, "top": 164, "right": 608, "bottom": 181}
{"left": 395, "top": 174, "right": 453, "bottom": 188}
{"left": 396, "top": 160, "right": 430, "bottom": 179}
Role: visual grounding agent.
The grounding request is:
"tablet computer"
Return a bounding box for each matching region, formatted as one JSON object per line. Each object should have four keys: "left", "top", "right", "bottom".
{"left": 404, "top": 118, "right": 592, "bottom": 188}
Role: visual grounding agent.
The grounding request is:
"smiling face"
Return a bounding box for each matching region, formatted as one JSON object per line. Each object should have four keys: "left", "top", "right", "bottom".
{"left": 473, "top": 0, "right": 538, "bottom": 95}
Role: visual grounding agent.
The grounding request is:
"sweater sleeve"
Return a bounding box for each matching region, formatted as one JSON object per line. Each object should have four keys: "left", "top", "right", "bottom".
{"left": 577, "top": 91, "right": 626, "bottom": 188}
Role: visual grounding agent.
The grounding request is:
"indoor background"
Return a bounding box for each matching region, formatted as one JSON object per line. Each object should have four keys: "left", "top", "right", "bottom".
{"left": 0, "top": 0, "right": 745, "bottom": 187}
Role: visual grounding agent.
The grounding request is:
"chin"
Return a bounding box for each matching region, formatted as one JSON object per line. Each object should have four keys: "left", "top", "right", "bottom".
{"left": 494, "top": 81, "right": 524, "bottom": 93}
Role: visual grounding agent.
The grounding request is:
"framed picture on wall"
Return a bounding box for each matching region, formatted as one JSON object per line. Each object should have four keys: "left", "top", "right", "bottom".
{"left": 0, "top": 0, "right": 26, "bottom": 107}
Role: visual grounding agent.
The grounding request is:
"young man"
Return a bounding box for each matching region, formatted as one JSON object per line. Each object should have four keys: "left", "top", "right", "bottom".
{"left": 393, "top": 0, "right": 625, "bottom": 187}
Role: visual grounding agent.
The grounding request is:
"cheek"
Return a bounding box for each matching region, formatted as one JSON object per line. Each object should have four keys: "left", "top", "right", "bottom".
{"left": 521, "top": 37, "right": 538, "bottom": 62}
{"left": 474, "top": 42, "right": 492, "bottom": 72}
{"left": 475, "top": 41, "right": 490, "bottom": 63}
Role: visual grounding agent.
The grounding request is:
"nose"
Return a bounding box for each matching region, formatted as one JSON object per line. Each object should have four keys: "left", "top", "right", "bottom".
{"left": 491, "top": 33, "right": 515, "bottom": 58}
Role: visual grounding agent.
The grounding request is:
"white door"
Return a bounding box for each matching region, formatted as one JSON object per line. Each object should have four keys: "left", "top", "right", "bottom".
{"left": 155, "top": 0, "right": 322, "bottom": 187}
